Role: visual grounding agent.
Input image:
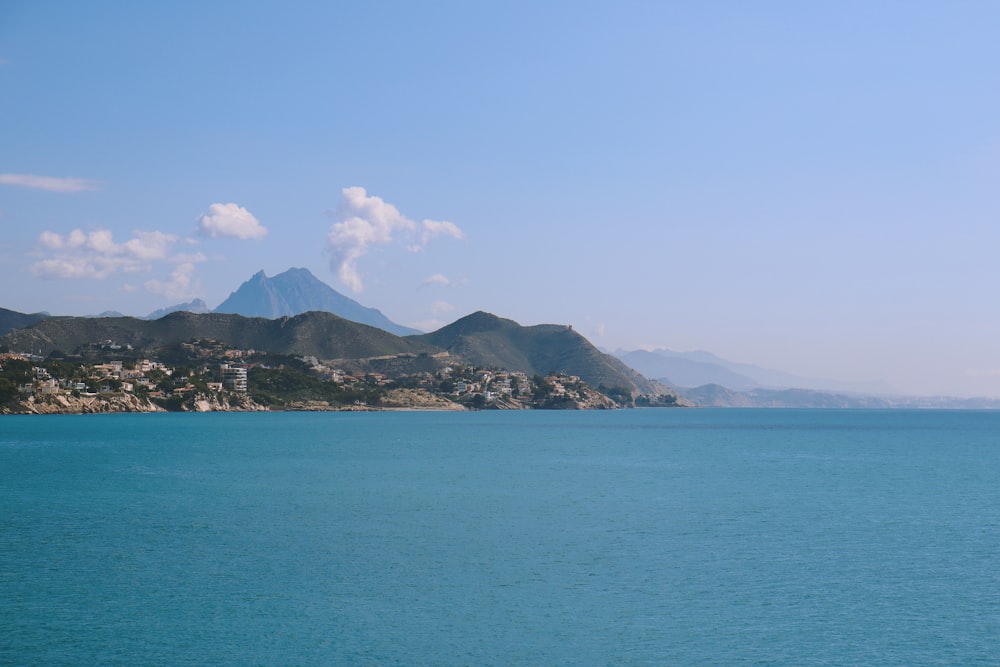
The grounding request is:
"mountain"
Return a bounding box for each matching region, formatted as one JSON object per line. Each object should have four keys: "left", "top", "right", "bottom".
{"left": 414, "top": 311, "right": 665, "bottom": 395}
{"left": 0, "top": 308, "right": 49, "bottom": 336}
{"left": 680, "top": 384, "right": 890, "bottom": 408}
{"left": 215, "top": 268, "right": 420, "bottom": 336}
{"left": 145, "top": 298, "right": 210, "bottom": 320}
{"left": 618, "top": 349, "right": 758, "bottom": 390}
{"left": 617, "top": 347, "right": 894, "bottom": 394}
{"left": 0, "top": 311, "right": 438, "bottom": 360}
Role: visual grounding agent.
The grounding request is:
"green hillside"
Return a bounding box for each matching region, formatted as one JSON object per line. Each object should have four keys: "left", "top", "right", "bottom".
{"left": 412, "top": 311, "right": 663, "bottom": 395}
{"left": 0, "top": 308, "right": 49, "bottom": 337}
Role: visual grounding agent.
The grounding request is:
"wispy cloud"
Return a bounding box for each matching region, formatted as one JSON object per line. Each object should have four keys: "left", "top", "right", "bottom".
{"left": 144, "top": 262, "right": 202, "bottom": 301}
{"left": 197, "top": 203, "right": 267, "bottom": 239}
{"left": 0, "top": 173, "right": 101, "bottom": 192}
{"left": 415, "top": 219, "right": 464, "bottom": 249}
{"left": 327, "top": 187, "right": 463, "bottom": 292}
{"left": 421, "top": 273, "right": 467, "bottom": 288}
{"left": 966, "top": 369, "right": 1000, "bottom": 378}
{"left": 431, "top": 300, "right": 455, "bottom": 315}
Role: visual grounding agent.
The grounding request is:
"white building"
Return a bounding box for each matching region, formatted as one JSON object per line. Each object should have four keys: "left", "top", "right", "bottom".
{"left": 220, "top": 364, "right": 248, "bottom": 392}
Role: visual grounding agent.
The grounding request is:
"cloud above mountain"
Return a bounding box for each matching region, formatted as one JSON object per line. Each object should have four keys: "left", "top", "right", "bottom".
{"left": 31, "top": 228, "right": 179, "bottom": 279}
{"left": 144, "top": 261, "right": 201, "bottom": 300}
{"left": 197, "top": 203, "right": 268, "bottom": 239}
{"left": 27, "top": 201, "right": 269, "bottom": 301}
{"left": 31, "top": 200, "right": 264, "bottom": 284}
{"left": 327, "top": 187, "right": 463, "bottom": 292}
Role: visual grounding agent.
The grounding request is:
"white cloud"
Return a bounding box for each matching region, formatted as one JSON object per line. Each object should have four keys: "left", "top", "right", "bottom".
{"left": 420, "top": 219, "right": 464, "bottom": 245}
{"left": 431, "top": 300, "right": 455, "bottom": 315}
{"left": 422, "top": 273, "right": 451, "bottom": 287}
{"left": 30, "top": 225, "right": 215, "bottom": 302}
{"left": 0, "top": 173, "right": 101, "bottom": 192}
{"left": 421, "top": 273, "right": 467, "bottom": 288}
{"left": 31, "top": 257, "right": 108, "bottom": 279}
{"left": 124, "top": 230, "right": 176, "bottom": 260}
{"left": 197, "top": 203, "right": 267, "bottom": 239}
{"left": 30, "top": 227, "right": 180, "bottom": 279}
{"left": 172, "top": 251, "right": 209, "bottom": 264}
{"left": 144, "top": 262, "right": 200, "bottom": 301}
{"left": 327, "top": 186, "right": 463, "bottom": 292}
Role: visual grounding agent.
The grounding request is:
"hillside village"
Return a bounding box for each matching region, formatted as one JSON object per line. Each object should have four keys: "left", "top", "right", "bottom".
{"left": 0, "top": 336, "right": 675, "bottom": 414}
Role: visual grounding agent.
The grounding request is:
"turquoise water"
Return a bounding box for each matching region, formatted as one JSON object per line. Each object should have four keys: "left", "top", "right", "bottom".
{"left": 2, "top": 409, "right": 999, "bottom": 665}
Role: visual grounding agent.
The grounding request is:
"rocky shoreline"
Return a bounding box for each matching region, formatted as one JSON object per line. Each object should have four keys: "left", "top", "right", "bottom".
{"left": 3, "top": 385, "right": 627, "bottom": 415}
{"left": 6, "top": 392, "right": 269, "bottom": 415}
{"left": 4, "top": 389, "right": 475, "bottom": 415}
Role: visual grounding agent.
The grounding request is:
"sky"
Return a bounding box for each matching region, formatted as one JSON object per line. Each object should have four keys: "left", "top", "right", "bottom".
{"left": 2, "top": 1, "right": 999, "bottom": 397}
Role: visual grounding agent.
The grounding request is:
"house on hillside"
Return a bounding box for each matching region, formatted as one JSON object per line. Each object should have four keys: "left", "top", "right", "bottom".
{"left": 220, "top": 364, "right": 248, "bottom": 392}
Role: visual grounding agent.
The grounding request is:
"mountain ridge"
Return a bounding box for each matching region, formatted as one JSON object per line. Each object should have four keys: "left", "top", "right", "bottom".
{"left": 0, "top": 310, "right": 437, "bottom": 360}
{"left": 0, "top": 307, "right": 50, "bottom": 337}
{"left": 413, "top": 311, "right": 664, "bottom": 395}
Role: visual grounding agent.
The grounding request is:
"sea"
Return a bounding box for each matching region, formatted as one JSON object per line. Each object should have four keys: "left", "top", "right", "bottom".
{"left": 2, "top": 409, "right": 999, "bottom": 666}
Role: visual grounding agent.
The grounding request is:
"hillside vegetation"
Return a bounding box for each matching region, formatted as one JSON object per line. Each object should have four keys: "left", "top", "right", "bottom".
{"left": 412, "top": 311, "right": 662, "bottom": 395}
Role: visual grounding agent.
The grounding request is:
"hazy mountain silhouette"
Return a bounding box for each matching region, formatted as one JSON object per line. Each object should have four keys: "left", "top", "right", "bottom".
{"left": 617, "top": 349, "right": 758, "bottom": 390}
{"left": 145, "top": 298, "right": 210, "bottom": 320}
{"left": 617, "top": 347, "right": 894, "bottom": 394}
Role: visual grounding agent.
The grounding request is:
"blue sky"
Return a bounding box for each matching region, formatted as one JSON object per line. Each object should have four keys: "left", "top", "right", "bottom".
{"left": 2, "top": 1, "right": 999, "bottom": 396}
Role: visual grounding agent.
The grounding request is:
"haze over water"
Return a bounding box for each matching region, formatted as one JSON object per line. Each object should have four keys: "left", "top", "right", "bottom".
{"left": 3, "top": 410, "right": 998, "bottom": 665}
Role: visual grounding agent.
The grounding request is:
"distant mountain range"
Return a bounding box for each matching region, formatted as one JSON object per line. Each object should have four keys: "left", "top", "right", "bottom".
{"left": 617, "top": 347, "right": 894, "bottom": 395}
{"left": 612, "top": 347, "right": 1000, "bottom": 408}
{"left": 144, "top": 299, "right": 210, "bottom": 320}
{"left": 617, "top": 349, "right": 759, "bottom": 391}
{"left": 213, "top": 268, "right": 419, "bottom": 336}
